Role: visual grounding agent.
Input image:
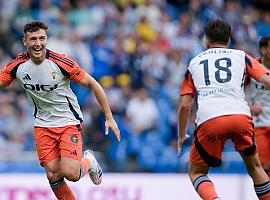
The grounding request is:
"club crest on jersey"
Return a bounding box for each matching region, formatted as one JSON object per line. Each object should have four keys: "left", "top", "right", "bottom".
{"left": 71, "top": 134, "right": 79, "bottom": 144}
{"left": 51, "top": 71, "right": 57, "bottom": 80}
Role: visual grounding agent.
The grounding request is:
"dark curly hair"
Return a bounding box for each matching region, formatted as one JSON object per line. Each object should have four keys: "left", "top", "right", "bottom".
{"left": 259, "top": 36, "right": 270, "bottom": 49}
{"left": 23, "top": 20, "right": 48, "bottom": 34}
{"left": 204, "top": 19, "right": 231, "bottom": 45}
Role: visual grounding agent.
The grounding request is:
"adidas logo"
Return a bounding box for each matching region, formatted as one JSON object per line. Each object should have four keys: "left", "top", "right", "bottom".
{"left": 71, "top": 150, "right": 77, "bottom": 156}
{"left": 23, "top": 74, "right": 31, "bottom": 80}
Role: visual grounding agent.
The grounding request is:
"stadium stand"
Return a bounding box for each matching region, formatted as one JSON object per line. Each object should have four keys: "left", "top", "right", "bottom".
{"left": 0, "top": 0, "right": 269, "bottom": 173}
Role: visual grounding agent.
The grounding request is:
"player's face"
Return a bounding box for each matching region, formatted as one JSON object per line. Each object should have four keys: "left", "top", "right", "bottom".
{"left": 23, "top": 29, "right": 47, "bottom": 64}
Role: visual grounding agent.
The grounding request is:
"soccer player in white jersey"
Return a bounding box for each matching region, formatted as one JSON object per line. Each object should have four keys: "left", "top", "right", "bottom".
{"left": 177, "top": 19, "right": 270, "bottom": 200}
{"left": 0, "top": 21, "right": 121, "bottom": 200}
{"left": 248, "top": 36, "right": 270, "bottom": 178}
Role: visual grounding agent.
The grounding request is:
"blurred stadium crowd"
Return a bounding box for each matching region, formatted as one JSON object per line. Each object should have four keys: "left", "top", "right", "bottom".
{"left": 0, "top": 0, "right": 270, "bottom": 173}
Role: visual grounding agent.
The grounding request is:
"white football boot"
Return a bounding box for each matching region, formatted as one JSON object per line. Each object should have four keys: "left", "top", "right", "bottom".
{"left": 83, "top": 150, "right": 103, "bottom": 185}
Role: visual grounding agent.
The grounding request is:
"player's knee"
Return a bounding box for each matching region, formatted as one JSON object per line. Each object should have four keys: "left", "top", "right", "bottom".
{"left": 65, "top": 173, "right": 80, "bottom": 182}
{"left": 62, "top": 166, "right": 80, "bottom": 182}
{"left": 47, "top": 171, "right": 62, "bottom": 183}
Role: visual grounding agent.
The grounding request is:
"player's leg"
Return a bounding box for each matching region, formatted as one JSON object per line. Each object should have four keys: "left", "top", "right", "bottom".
{"left": 189, "top": 163, "right": 220, "bottom": 200}
{"left": 34, "top": 127, "right": 76, "bottom": 200}
{"left": 44, "top": 158, "right": 75, "bottom": 200}
{"left": 189, "top": 115, "right": 242, "bottom": 199}
{"left": 231, "top": 116, "right": 270, "bottom": 200}
{"left": 240, "top": 152, "right": 270, "bottom": 200}
{"left": 60, "top": 125, "right": 102, "bottom": 184}
{"left": 189, "top": 123, "right": 225, "bottom": 199}
{"left": 61, "top": 151, "right": 102, "bottom": 184}
{"left": 255, "top": 127, "right": 270, "bottom": 178}
{"left": 265, "top": 166, "right": 270, "bottom": 178}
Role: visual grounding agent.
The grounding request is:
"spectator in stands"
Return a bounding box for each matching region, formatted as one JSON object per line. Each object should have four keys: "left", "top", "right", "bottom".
{"left": 0, "top": 0, "right": 269, "bottom": 174}
{"left": 126, "top": 87, "right": 159, "bottom": 135}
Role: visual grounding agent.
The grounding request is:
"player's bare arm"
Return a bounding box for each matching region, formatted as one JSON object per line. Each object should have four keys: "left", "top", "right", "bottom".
{"left": 177, "top": 94, "right": 193, "bottom": 156}
{"left": 78, "top": 72, "right": 121, "bottom": 142}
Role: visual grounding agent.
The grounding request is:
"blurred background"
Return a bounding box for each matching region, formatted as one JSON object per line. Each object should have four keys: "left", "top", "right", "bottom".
{"left": 0, "top": 0, "right": 269, "bottom": 199}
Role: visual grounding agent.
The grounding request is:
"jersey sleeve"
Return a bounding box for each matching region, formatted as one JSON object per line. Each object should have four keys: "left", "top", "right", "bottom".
{"left": 48, "top": 51, "right": 85, "bottom": 83}
{"left": 0, "top": 65, "right": 15, "bottom": 86}
{"left": 181, "top": 70, "right": 196, "bottom": 97}
{"left": 0, "top": 53, "right": 29, "bottom": 86}
{"left": 68, "top": 62, "right": 85, "bottom": 83}
{"left": 245, "top": 54, "right": 269, "bottom": 81}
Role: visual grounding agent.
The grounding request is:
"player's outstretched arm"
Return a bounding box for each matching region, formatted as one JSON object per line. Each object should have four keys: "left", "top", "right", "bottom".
{"left": 78, "top": 72, "right": 121, "bottom": 142}
{"left": 177, "top": 94, "right": 193, "bottom": 157}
